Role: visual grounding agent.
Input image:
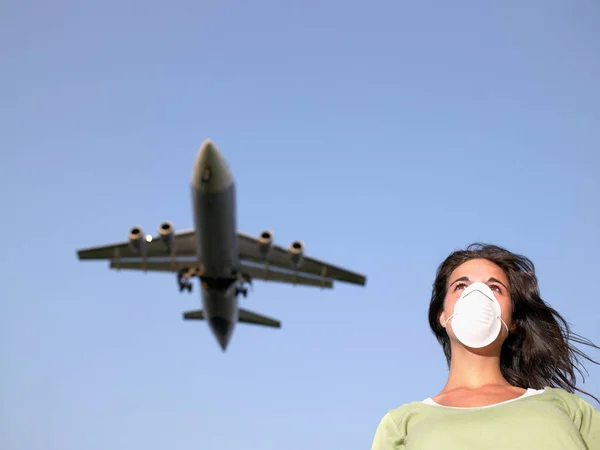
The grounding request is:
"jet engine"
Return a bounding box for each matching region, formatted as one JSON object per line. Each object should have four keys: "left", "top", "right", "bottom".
{"left": 289, "top": 240, "right": 304, "bottom": 269}
{"left": 128, "top": 226, "right": 146, "bottom": 254}
{"left": 258, "top": 230, "right": 273, "bottom": 258}
{"left": 159, "top": 221, "right": 175, "bottom": 252}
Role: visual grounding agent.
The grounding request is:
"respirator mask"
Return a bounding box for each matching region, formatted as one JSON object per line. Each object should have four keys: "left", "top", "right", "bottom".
{"left": 443, "top": 281, "right": 509, "bottom": 348}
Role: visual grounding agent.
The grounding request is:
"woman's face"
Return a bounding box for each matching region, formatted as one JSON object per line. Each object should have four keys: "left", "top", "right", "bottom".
{"left": 440, "top": 258, "right": 513, "bottom": 345}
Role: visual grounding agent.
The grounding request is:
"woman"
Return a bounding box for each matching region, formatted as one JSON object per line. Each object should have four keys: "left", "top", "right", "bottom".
{"left": 371, "top": 243, "right": 599, "bottom": 449}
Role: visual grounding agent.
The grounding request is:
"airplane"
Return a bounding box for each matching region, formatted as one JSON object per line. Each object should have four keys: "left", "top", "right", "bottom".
{"left": 76, "top": 139, "right": 367, "bottom": 351}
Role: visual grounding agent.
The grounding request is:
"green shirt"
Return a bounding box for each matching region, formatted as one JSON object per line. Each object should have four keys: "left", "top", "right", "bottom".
{"left": 371, "top": 387, "right": 599, "bottom": 450}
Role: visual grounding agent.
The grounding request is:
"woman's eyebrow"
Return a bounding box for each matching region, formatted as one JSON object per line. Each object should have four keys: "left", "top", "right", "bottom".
{"left": 449, "top": 276, "right": 469, "bottom": 287}
{"left": 488, "top": 277, "right": 508, "bottom": 290}
{"left": 448, "top": 276, "right": 508, "bottom": 290}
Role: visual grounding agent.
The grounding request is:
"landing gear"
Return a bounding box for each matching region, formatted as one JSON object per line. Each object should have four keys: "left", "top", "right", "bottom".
{"left": 179, "top": 281, "right": 193, "bottom": 292}
{"left": 235, "top": 286, "right": 248, "bottom": 298}
{"left": 177, "top": 268, "right": 195, "bottom": 293}
{"left": 235, "top": 272, "right": 252, "bottom": 299}
{"left": 176, "top": 269, "right": 253, "bottom": 297}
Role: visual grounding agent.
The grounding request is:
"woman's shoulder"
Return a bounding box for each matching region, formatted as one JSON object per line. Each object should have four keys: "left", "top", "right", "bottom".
{"left": 539, "top": 387, "right": 598, "bottom": 408}
{"left": 534, "top": 387, "right": 599, "bottom": 425}
{"left": 374, "top": 400, "right": 434, "bottom": 434}
{"left": 384, "top": 397, "right": 438, "bottom": 418}
{"left": 386, "top": 400, "right": 426, "bottom": 419}
{"left": 541, "top": 388, "right": 599, "bottom": 446}
{"left": 371, "top": 402, "right": 428, "bottom": 450}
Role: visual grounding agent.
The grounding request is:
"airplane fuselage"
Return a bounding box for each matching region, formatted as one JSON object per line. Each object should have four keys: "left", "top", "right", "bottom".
{"left": 191, "top": 141, "right": 241, "bottom": 350}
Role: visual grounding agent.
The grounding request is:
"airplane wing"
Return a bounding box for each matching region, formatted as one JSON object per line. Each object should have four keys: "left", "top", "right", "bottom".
{"left": 108, "top": 259, "right": 334, "bottom": 289}
{"left": 77, "top": 229, "right": 197, "bottom": 260}
{"left": 237, "top": 232, "right": 366, "bottom": 286}
{"left": 77, "top": 229, "right": 365, "bottom": 287}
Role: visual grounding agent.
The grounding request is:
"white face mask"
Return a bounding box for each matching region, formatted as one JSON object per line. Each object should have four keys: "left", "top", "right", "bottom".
{"left": 443, "top": 281, "right": 509, "bottom": 348}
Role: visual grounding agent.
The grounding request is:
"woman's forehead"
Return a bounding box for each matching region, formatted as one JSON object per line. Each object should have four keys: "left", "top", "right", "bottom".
{"left": 449, "top": 258, "right": 509, "bottom": 284}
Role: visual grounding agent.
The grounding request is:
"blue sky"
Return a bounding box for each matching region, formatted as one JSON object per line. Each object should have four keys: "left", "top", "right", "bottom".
{"left": 2, "top": 0, "right": 599, "bottom": 449}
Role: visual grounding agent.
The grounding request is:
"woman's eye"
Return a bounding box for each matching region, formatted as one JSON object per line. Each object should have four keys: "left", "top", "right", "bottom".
{"left": 490, "top": 284, "right": 502, "bottom": 294}
{"left": 454, "top": 282, "right": 467, "bottom": 291}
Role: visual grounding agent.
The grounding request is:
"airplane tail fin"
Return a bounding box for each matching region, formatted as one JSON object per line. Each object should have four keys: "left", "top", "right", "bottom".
{"left": 183, "top": 309, "right": 206, "bottom": 320}
{"left": 182, "top": 308, "right": 281, "bottom": 328}
{"left": 238, "top": 308, "right": 281, "bottom": 328}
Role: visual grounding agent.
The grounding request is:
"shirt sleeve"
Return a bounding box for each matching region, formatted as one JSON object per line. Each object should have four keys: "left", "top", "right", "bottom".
{"left": 371, "top": 412, "right": 405, "bottom": 450}
{"left": 575, "top": 395, "right": 600, "bottom": 448}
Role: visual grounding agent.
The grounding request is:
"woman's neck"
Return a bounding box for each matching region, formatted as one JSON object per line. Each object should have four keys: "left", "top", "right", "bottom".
{"left": 442, "top": 347, "right": 509, "bottom": 392}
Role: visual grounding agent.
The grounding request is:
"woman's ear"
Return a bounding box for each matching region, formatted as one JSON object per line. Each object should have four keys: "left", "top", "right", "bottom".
{"left": 439, "top": 311, "right": 447, "bottom": 328}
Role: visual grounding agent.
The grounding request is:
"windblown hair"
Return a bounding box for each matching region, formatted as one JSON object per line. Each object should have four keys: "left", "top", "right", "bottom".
{"left": 428, "top": 243, "right": 599, "bottom": 403}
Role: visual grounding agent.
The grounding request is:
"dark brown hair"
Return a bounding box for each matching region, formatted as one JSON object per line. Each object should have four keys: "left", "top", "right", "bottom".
{"left": 428, "top": 243, "right": 599, "bottom": 403}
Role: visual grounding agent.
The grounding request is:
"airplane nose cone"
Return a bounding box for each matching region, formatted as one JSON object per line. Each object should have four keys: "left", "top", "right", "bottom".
{"left": 198, "top": 139, "right": 219, "bottom": 163}
{"left": 209, "top": 317, "right": 233, "bottom": 351}
{"left": 192, "top": 139, "right": 233, "bottom": 192}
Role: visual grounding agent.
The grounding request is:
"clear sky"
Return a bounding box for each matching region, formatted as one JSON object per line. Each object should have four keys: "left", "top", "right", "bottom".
{"left": 2, "top": 1, "right": 600, "bottom": 449}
